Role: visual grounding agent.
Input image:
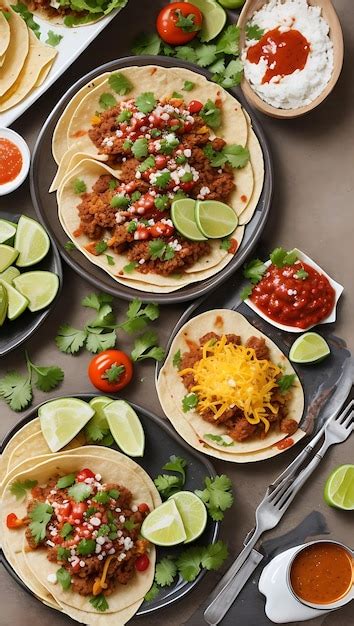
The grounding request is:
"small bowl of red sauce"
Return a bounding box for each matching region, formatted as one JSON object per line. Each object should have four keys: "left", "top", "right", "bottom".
{"left": 0, "top": 128, "right": 31, "bottom": 196}
{"left": 288, "top": 540, "right": 354, "bottom": 610}
{"left": 244, "top": 249, "right": 343, "bottom": 333}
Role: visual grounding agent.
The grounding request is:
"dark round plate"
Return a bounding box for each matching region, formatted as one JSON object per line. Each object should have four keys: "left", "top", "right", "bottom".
{"left": 0, "top": 211, "right": 62, "bottom": 356}
{"left": 30, "top": 55, "right": 273, "bottom": 303}
{"left": 1, "top": 394, "right": 219, "bottom": 615}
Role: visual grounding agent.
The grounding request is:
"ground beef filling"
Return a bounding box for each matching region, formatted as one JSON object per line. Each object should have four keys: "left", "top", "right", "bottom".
{"left": 24, "top": 0, "right": 87, "bottom": 19}
{"left": 180, "top": 334, "right": 298, "bottom": 442}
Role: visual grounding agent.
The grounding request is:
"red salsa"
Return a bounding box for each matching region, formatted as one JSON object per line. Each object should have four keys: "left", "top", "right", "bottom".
{"left": 276, "top": 437, "right": 294, "bottom": 450}
{"left": 247, "top": 27, "right": 310, "bottom": 84}
{"left": 0, "top": 138, "right": 23, "bottom": 185}
{"left": 250, "top": 261, "right": 335, "bottom": 329}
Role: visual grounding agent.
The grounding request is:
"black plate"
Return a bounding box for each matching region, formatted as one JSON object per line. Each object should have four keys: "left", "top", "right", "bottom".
{"left": 0, "top": 212, "right": 62, "bottom": 356}
{"left": 30, "top": 55, "right": 273, "bottom": 304}
{"left": 1, "top": 394, "right": 219, "bottom": 615}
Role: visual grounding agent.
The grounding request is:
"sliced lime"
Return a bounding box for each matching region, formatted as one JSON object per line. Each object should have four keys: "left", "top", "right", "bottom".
{"left": 13, "top": 271, "right": 59, "bottom": 312}
{"left": 289, "top": 332, "right": 330, "bottom": 364}
{"left": 0, "top": 244, "right": 19, "bottom": 272}
{"left": 14, "top": 215, "right": 50, "bottom": 267}
{"left": 39, "top": 398, "right": 95, "bottom": 452}
{"left": 169, "top": 491, "right": 207, "bottom": 543}
{"left": 0, "top": 279, "right": 28, "bottom": 320}
{"left": 195, "top": 200, "right": 238, "bottom": 238}
{"left": 0, "top": 219, "right": 17, "bottom": 244}
{"left": 324, "top": 465, "right": 354, "bottom": 510}
{"left": 0, "top": 265, "right": 21, "bottom": 284}
{"left": 191, "top": 0, "right": 227, "bottom": 42}
{"left": 217, "top": 0, "right": 245, "bottom": 8}
{"left": 85, "top": 396, "right": 113, "bottom": 441}
{"left": 141, "top": 499, "right": 187, "bottom": 546}
{"left": 171, "top": 198, "right": 208, "bottom": 241}
{"left": 0, "top": 283, "right": 8, "bottom": 325}
{"left": 103, "top": 400, "right": 145, "bottom": 457}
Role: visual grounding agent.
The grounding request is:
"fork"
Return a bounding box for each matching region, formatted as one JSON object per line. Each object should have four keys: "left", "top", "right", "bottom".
{"left": 204, "top": 400, "right": 354, "bottom": 625}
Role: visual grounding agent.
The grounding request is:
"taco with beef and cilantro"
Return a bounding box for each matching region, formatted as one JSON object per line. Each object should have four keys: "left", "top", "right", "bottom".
{"left": 14, "top": 0, "right": 127, "bottom": 27}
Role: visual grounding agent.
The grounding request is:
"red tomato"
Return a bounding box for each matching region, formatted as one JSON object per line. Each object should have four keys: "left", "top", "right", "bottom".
{"left": 138, "top": 503, "right": 150, "bottom": 514}
{"left": 76, "top": 468, "right": 95, "bottom": 482}
{"left": 135, "top": 554, "right": 150, "bottom": 572}
{"left": 72, "top": 503, "right": 88, "bottom": 520}
{"left": 6, "top": 513, "right": 24, "bottom": 529}
{"left": 156, "top": 2, "right": 203, "bottom": 45}
{"left": 188, "top": 100, "right": 203, "bottom": 114}
{"left": 180, "top": 181, "right": 195, "bottom": 193}
{"left": 149, "top": 221, "right": 175, "bottom": 238}
{"left": 155, "top": 155, "right": 167, "bottom": 169}
{"left": 58, "top": 502, "right": 72, "bottom": 518}
{"left": 88, "top": 349, "right": 133, "bottom": 393}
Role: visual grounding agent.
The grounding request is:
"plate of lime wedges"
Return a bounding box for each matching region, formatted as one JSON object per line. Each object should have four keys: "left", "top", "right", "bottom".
{"left": 0, "top": 211, "right": 62, "bottom": 356}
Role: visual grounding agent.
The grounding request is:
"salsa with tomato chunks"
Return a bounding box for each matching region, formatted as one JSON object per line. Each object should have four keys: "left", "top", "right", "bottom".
{"left": 250, "top": 261, "right": 335, "bottom": 329}
{"left": 0, "top": 138, "right": 23, "bottom": 185}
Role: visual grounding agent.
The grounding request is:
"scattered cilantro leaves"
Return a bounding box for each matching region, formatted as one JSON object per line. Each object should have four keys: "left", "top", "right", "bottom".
{"left": 138, "top": 155, "right": 155, "bottom": 172}
{"left": 82, "top": 292, "right": 113, "bottom": 311}
{"left": 144, "top": 583, "right": 160, "bottom": 602}
{"left": 108, "top": 72, "right": 133, "bottom": 95}
{"left": 56, "top": 474, "right": 76, "bottom": 489}
{"left": 220, "top": 238, "right": 232, "bottom": 252}
{"left": 68, "top": 482, "right": 92, "bottom": 503}
{"left": 77, "top": 538, "right": 96, "bottom": 555}
{"left": 123, "top": 261, "right": 138, "bottom": 274}
{"left": 240, "top": 284, "right": 253, "bottom": 301}
{"left": 132, "top": 32, "right": 161, "bottom": 56}
{"left": 278, "top": 374, "right": 296, "bottom": 393}
{"left": 243, "top": 258, "right": 267, "bottom": 284}
{"left": 73, "top": 178, "right": 86, "bottom": 194}
{"left": 29, "top": 503, "right": 53, "bottom": 544}
{"left": 119, "top": 299, "right": 159, "bottom": 333}
{"left": 194, "top": 43, "right": 218, "bottom": 67}
{"left": 204, "top": 434, "right": 234, "bottom": 447}
{"left": 55, "top": 324, "right": 88, "bottom": 354}
{"left": 132, "top": 137, "right": 148, "bottom": 159}
{"left": 295, "top": 268, "right": 309, "bottom": 280}
{"left": 155, "top": 558, "right": 178, "bottom": 586}
{"left": 136, "top": 92, "right": 156, "bottom": 114}
{"left": 163, "top": 455, "right": 187, "bottom": 483}
{"left": 246, "top": 23, "right": 265, "bottom": 41}
{"left": 204, "top": 142, "right": 249, "bottom": 169}
{"left": 45, "top": 30, "right": 63, "bottom": 46}
{"left": 99, "top": 92, "right": 117, "bottom": 110}
{"left": 154, "top": 474, "right": 181, "bottom": 499}
{"left": 11, "top": 3, "right": 40, "bottom": 39}
{"left": 106, "top": 254, "right": 115, "bottom": 266}
{"left": 183, "top": 80, "right": 195, "bottom": 91}
{"left": 216, "top": 24, "right": 240, "bottom": 56}
{"left": 131, "top": 331, "right": 165, "bottom": 362}
{"left": 56, "top": 567, "right": 71, "bottom": 590}
{"left": 10, "top": 479, "right": 38, "bottom": 500}
{"left": 182, "top": 392, "right": 198, "bottom": 413}
{"left": 173, "top": 349, "right": 182, "bottom": 369}
{"left": 57, "top": 547, "right": 70, "bottom": 561}
{"left": 270, "top": 247, "right": 298, "bottom": 268}
{"left": 200, "top": 99, "right": 221, "bottom": 130}
{"left": 195, "top": 475, "right": 233, "bottom": 521}
{"left": 60, "top": 522, "right": 73, "bottom": 539}
{"left": 90, "top": 594, "right": 109, "bottom": 612}
{"left": 64, "top": 240, "right": 76, "bottom": 251}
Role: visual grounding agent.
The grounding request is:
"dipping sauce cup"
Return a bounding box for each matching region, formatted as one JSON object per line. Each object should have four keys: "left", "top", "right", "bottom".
{"left": 287, "top": 540, "right": 354, "bottom": 610}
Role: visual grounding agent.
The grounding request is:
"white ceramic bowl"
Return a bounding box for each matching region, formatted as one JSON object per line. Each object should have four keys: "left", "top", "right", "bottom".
{"left": 0, "top": 128, "right": 31, "bottom": 196}
{"left": 243, "top": 248, "right": 343, "bottom": 333}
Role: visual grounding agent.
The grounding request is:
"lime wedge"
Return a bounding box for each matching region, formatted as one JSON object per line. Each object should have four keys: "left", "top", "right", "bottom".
{"left": 324, "top": 465, "right": 354, "bottom": 510}
{"left": 0, "top": 265, "right": 20, "bottom": 284}
{"left": 289, "top": 332, "right": 330, "bottom": 364}
{"left": 169, "top": 491, "right": 207, "bottom": 543}
{"left": 0, "top": 279, "right": 28, "bottom": 320}
{"left": 0, "top": 283, "right": 8, "bottom": 325}
{"left": 85, "top": 396, "right": 113, "bottom": 441}
{"left": 14, "top": 215, "right": 50, "bottom": 267}
{"left": 13, "top": 271, "right": 59, "bottom": 312}
{"left": 0, "top": 244, "right": 19, "bottom": 272}
{"left": 39, "top": 398, "right": 95, "bottom": 452}
{"left": 103, "top": 400, "right": 145, "bottom": 457}
{"left": 195, "top": 200, "right": 238, "bottom": 238}
{"left": 141, "top": 499, "right": 187, "bottom": 546}
{"left": 0, "top": 219, "right": 17, "bottom": 244}
{"left": 191, "top": 0, "right": 227, "bottom": 42}
{"left": 171, "top": 198, "right": 208, "bottom": 241}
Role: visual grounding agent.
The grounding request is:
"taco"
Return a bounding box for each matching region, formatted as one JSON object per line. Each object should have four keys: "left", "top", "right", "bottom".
{"left": 13, "top": 0, "right": 127, "bottom": 27}
{"left": 0, "top": 5, "right": 29, "bottom": 97}
{"left": 157, "top": 309, "right": 305, "bottom": 462}
{"left": 0, "top": 10, "right": 10, "bottom": 63}
{"left": 1, "top": 453, "right": 158, "bottom": 624}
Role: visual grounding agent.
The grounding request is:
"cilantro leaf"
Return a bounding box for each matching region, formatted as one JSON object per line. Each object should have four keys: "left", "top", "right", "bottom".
{"left": 57, "top": 547, "right": 70, "bottom": 561}
{"left": 144, "top": 583, "right": 160, "bottom": 602}
{"left": 240, "top": 284, "right": 253, "bottom": 301}
{"left": 11, "top": 3, "right": 40, "bottom": 39}
{"left": 32, "top": 365, "right": 64, "bottom": 392}
{"left": 102, "top": 363, "right": 125, "bottom": 383}
{"left": 106, "top": 254, "right": 115, "bottom": 266}
{"left": 216, "top": 24, "right": 240, "bottom": 55}
{"left": 200, "top": 99, "right": 221, "bottom": 130}
{"left": 95, "top": 240, "right": 108, "bottom": 254}
{"left": 56, "top": 474, "right": 76, "bottom": 489}
{"left": 175, "top": 9, "right": 200, "bottom": 33}
{"left": 246, "top": 23, "right": 264, "bottom": 41}
{"left": 270, "top": 247, "right": 298, "bottom": 268}
{"left": 99, "top": 92, "right": 117, "bottom": 110}
{"left": 155, "top": 171, "right": 171, "bottom": 189}
{"left": 10, "top": 479, "right": 38, "bottom": 500}
{"left": 243, "top": 258, "right": 267, "bottom": 284}
{"left": 162, "top": 455, "right": 187, "bottom": 483}
{"left": 295, "top": 268, "right": 309, "bottom": 280}
{"left": 132, "top": 32, "right": 161, "bottom": 56}
{"left": 88, "top": 303, "right": 115, "bottom": 328}
{"left": 77, "top": 538, "right": 96, "bottom": 555}
{"left": 208, "top": 58, "right": 226, "bottom": 74}
{"left": 182, "top": 392, "right": 198, "bottom": 412}
{"left": 194, "top": 43, "right": 218, "bottom": 68}
{"left": 176, "top": 546, "right": 203, "bottom": 582}
{"left": 155, "top": 558, "right": 178, "bottom": 586}
{"left": 73, "top": 178, "right": 87, "bottom": 194}
{"left": 201, "top": 540, "right": 229, "bottom": 570}
{"left": 45, "top": 30, "right": 63, "bottom": 46}
{"left": 222, "top": 144, "right": 249, "bottom": 168}
{"left": 81, "top": 292, "right": 113, "bottom": 311}
{"left": 90, "top": 594, "right": 109, "bottom": 612}
{"left": 124, "top": 519, "right": 137, "bottom": 531}
{"left": 132, "top": 137, "right": 148, "bottom": 159}
{"left": 108, "top": 72, "right": 133, "bottom": 95}
{"left": 136, "top": 92, "right": 156, "bottom": 114}
{"left": 64, "top": 241, "right": 76, "bottom": 251}
{"left": 68, "top": 482, "right": 92, "bottom": 502}
{"left": 131, "top": 331, "right": 165, "bottom": 362}
{"left": 55, "top": 324, "right": 87, "bottom": 354}
{"left": 138, "top": 155, "right": 155, "bottom": 172}
{"left": 277, "top": 374, "right": 296, "bottom": 393}
{"left": 154, "top": 194, "right": 169, "bottom": 211}
{"left": 204, "top": 434, "right": 234, "bottom": 447}
{"left": 173, "top": 349, "right": 182, "bottom": 369}
{"left": 0, "top": 371, "right": 32, "bottom": 412}
{"left": 60, "top": 522, "right": 73, "bottom": 539}
{"left": 175, "top": 45, "right": 197, "bottom": 63}
{"left": 29, "top": 502, "right": 53, "bottom": 544}
{"left": 154, "top": 474, "right": 182, "bottom": 499}
{"left": 56, "top": 567, "right": 71, "bottom": 591}
{"left": 85, "top": 329, "right": 117, "bottom": 353}
{"left": 220, "top": 237, "right": 231, "bottom": 252}
{"left": 119, "top": 299, "right": 159, "bottom": 333}
{"left": 110, "top": 194, "right": 129, "bottom": 208}
{"left": 195, "top": 475, "right": 233, "bottom": 521}
{"left": 123, "top": 261, "right": 138, "bottom": 274}
{"left": 213, "top": 59, "right": 243, "bottom": 89}
{"left": 183, "top": 80, "right": 195, "bottom": 91}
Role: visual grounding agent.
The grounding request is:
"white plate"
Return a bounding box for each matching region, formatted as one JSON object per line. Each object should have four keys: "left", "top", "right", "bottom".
{"left": 0, "top": 7, "right": 126, "bottom": 128}
{"left": 244, "top": 248, "right": 343, "bottom": 333}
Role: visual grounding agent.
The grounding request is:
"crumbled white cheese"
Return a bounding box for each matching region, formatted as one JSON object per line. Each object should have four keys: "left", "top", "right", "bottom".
{"left": 47, "top": 573, "right": 57, "bottom": 584}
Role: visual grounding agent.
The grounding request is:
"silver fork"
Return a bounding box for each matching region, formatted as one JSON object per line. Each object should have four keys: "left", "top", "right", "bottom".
{"left": 204, "top": 400, "right": 354, "bottom": 625}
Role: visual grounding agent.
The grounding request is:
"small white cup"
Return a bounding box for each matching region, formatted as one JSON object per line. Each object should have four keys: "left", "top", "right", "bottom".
{"left": 0, "top": 128, "right": 31, "bottom": 196}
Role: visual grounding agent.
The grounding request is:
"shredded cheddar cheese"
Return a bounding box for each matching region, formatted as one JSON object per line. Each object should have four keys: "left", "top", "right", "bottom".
{"left": 91, "top": 115, "right": 101, "bottom": 126}
{"left": 179, "top": 336, "right": 282, "bottom": 430}
{"left": 92, "top": 555, "right": 114, "bottom": 595}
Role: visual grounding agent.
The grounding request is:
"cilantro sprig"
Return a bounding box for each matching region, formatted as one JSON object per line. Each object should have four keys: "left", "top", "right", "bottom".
{"left": 278, "top": 374, "right": 296, "bottom": 393}
{"left": 195, "top": 475, "right": 234, "bottom": 521}
{"left": 10, "top": 479, "right": 38, "bottom": 501}
{"left": 154, "top": 455, "right": 187, "bottom": 499}
{"left": 29, "top": 502, "right": 53, "bottom": 544}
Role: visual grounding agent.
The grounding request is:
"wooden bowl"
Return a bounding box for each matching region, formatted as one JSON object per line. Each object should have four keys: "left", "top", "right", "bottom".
{"left": 237, "top": 0, "right": 344, "bottom": 118}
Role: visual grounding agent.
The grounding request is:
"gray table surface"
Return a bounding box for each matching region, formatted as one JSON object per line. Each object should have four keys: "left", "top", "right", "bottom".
{"left": 1, "top": 1, "right": 353, "bottom": 625}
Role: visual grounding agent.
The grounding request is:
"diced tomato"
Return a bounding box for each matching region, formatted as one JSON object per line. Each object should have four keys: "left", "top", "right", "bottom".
{"left": 180, "top": 181, "right": 195, "bottom": 193}
{"left": 149, "top": 221, "right": 174, "bottom": 238}
{"left": 76, "top": 468, "right": 95, "bottom": 482}
{"left": 148, "top": 141, "right": 159, "bottom": 154}
{"left": 72, "top": 502, "right": 88, "bottom": 520}
{"left": 135, "top": 225, "right": 150, "bottom": 240}
{"left": 142, "top": 169, "right": 153, "bottom": 182}
{"left": 148, "top": 114, "right": 163, "bottom": 128}
{"left": 138, "top": 503, "right": 150, "bottom": 514}
{"left": 155, "top": 155, "right": 167, "bottom": 169}
{"left": 6, "top": 513, "right": 24, "bottom": 529}
{"left": 76, "top": 524, "right": 92, "bottom": 538}
{"left": 188, "top": 100, "right": 203, "bottom": 114}
{"left": 182, "top": 120, "right": 193, "bottom": 132}
{"left": 52, "top": 534, "right": 63, "bottom": 545}
{"left": 71, "top": 561, "right": 81, "bottom": 574}
{"left": 135, "top": 554, "right": 150, "bottom": 572}
{"left": 169, "top": 118, "right": 181, "bottom": 128}
{"left": 58, "top": 502, "right": 72, "bottom": 518}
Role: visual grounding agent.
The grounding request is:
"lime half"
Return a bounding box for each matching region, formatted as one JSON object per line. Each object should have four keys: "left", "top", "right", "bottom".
{"left": 171, "top": 198, "right": 207, "bottom": 241}
{"left": 169, "top": 491, "right": 207, "bottom": 543}
{"left": 14, "top": 215, "right": 50, "bottom": 267}
{"left": 0, "top": 283, "right": 8, "bottom": 325}
{"left": 13, "top": 271, "right": 59, "bottom": 312}
{"left": 289, "top": 332, "right": 330, "bottom": 364}
{"left": 39, "top": 398, "right": 95, "bottom": 452}
{"left": 0, "top": 219, "right": 16, "bottom": 244}
{"left": 191, "top": 0, "right": 227, "bottom": 42}
{"left": 103, "top": 400, "right": 145, "bottom": 457}
{"left": 0, "top": 265, "right": 20, "bottom": 284}
{"left": 324, "top": 465, "right": 354, "bottom": 510}
{"left": 195, "top": 200, "right": 238, "bottom": 238}
{"left": 141, "top": 499, "right": 187, "bottom": 546}
{"left": 0, "top": 279, "right": 28, "bottom": 320}
{"left": 0, "top": 244, "right": 19, "bottom": 272}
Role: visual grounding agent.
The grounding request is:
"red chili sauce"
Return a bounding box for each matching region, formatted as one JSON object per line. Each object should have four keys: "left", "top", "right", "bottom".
{"left": 247, "top": 28, "right": 310, "bottom": 84}
{"left": 0, "top": 138, "right": 23, "bottom": 185}
{"left": 290, "top": 542, "right": 353, "bottom": 605}
{"left": 276, "top": 437, "right": 294, "bottom": 450}
{"left": 250, "top": 262, "right": 335, "bottom": 329}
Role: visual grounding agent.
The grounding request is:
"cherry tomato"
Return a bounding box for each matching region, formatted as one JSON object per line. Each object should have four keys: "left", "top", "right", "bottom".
{"left": 155, "top": 155, "right": 167, "bottom": 170}
{"left": 135, "top": 554, "right": 150, "bottom": 572}
{"left": 88, "top": 349, "right": 133, "bottom": 393}
{"left": 149, "top": 221, "right": 175, "bottom": 238}
{"left": 52, "top": 534, "right": 64, "bottom": 545}
{"left": 6, "top": 513, "right": 24, "bottom": 529}
{"left": 156, "top": 2, "right": 203, "bottom": 46}
{"left": 180, "top": 181, "right": 195, "bottom": 193}
{"left": 76, "top": 468, "right": 95, "bottom": 482}
{"left": 188, "top": 100, "right": 203, "bottom": 114}
{"left": 138, "top": 503, "right": 150, "bottom": 514}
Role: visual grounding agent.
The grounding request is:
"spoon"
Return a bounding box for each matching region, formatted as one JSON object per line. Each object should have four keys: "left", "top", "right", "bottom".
{"left": 237, "top": 0, "right": 344, "bottom": 118}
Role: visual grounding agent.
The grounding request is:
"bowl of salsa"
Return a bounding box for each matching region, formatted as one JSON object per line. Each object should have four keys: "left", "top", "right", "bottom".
{"left": 288, "top": 540, "right": 354, "bottom": 610}
{"left": 0, "top": 128, "right": 30, "bottom": 196}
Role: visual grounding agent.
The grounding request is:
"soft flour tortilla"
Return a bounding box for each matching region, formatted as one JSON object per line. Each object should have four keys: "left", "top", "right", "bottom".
{"left": 1, "top": 453, "right": 157, "bottom": 619}
{"left": 0, "top": 10, "right": 10, "bottom": 59}
{"left": 157, "top": 309, "right": 305, "bottom": 459}
{"left": 1, "top": 419, "right": 44, "bottom": 479}
{"left": 0, "top": 30, "right": 57, "bottom": 112}
{"left": 0, "top": 6, "right": 29, "bottom": 97}
{"left": 51, "top": 145, "right": 109, "bottom": 192}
